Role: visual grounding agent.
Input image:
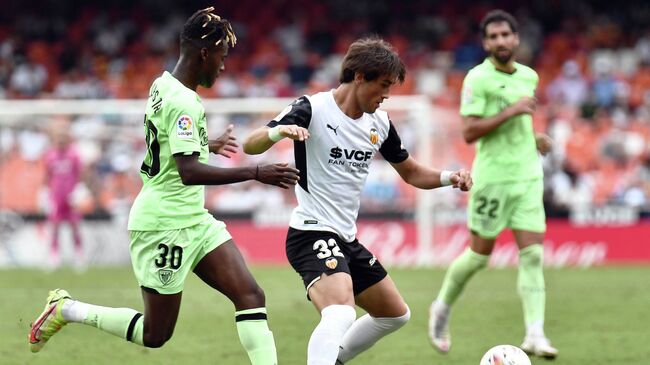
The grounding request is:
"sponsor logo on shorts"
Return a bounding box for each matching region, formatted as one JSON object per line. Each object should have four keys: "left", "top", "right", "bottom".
{"left": 369, "top": 255, "right": 377, "bottom": 266}
{"left": 325, "top": 258, "right": 338, "bottom": 269}
{"left": 177, "top": 115, "right": 193, "bottom": 139}
{"left": 158, "top": 269, "right": 173, "bottom": 285}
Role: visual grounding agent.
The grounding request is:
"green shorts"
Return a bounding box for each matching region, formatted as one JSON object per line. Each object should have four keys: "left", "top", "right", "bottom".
{"left": 129, "top": 215, "right": 232, "bottom": 294}
{"left": 467, "top": 178, "right": 546, "bottom": 239}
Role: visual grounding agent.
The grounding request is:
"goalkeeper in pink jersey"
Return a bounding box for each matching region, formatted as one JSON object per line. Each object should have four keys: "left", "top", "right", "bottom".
{"left": 44, "top": 129, "right": 83, "bottom": 268}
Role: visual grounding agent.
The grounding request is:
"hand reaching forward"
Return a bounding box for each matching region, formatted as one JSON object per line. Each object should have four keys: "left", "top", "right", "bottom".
{"left": 209, "top": 124, "right": 239, "bottom": 158}
{"left": 256, "top": 163, "right": 300, "bottom": 189}
{"left": 278, "top": 125, "right": 310, "bottom": 141}
{"left": 449, "top": 169, "right": 473, "bottom": 191}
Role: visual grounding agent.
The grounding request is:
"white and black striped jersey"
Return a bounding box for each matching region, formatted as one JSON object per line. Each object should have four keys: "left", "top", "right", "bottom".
{"left": 267, "top": 90, "right": 409, "bottom": 242}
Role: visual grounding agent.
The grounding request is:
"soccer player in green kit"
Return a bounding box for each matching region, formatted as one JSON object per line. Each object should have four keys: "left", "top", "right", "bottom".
{"left": 428, "top": 10, "right": 557, "bottom": 359}
{"left": 28, "top": 7, "right": 299, "bottom": 364}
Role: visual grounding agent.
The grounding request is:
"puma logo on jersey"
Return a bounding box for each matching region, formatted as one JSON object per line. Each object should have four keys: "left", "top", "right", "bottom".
{"left": 327, "top": 124, "right": 339, "bottom": 135}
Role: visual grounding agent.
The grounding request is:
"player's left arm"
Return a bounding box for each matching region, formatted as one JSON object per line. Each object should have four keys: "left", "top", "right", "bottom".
{"left": 530, "top": 72, "right": 552, "bottom": 156}
{"left": 391, "top": 157, "right": 472, "bottom": 191}
{"left": 379, "top": 120, "right": 472, "bottom": 190}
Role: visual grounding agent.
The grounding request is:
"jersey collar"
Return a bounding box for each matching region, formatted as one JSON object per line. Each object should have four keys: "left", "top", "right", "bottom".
{"left": 484, "top": 58, "right": 518, "bottom": 75}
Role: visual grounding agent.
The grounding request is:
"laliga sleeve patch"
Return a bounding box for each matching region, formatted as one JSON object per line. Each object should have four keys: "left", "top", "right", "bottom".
{"left": 177, "top": 115, "right": 194, "bottom": 139}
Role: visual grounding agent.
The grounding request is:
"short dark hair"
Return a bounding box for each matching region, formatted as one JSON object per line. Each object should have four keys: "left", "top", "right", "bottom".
{"left": 180, "top": 7, "right": 237, "bottom": 49}
{"left": 479, "top": 10, "right": 518, "bottom": 38}
{"left": 339, "top": 38, "right": 406, "bottom": 84}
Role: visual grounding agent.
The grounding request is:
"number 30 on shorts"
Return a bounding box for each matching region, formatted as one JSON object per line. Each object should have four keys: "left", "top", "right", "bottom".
{"left": 155, "top": 243, "right": 183, "bottom": 269}
{"left": 313, "top": 239, "right": 345, "bottom": 259}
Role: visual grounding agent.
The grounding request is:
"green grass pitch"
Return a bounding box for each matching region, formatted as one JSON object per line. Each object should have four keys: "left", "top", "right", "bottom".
{"left": 3, "top": 266, "right": 649, "bottom": 364}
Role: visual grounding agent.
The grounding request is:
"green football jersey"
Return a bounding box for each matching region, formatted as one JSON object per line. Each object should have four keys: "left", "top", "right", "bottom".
{"left": 128, "top": 71, "right": 210, "bottom": 231}
{"left": 460, "top": 58, "right": 542, "bottom": 184}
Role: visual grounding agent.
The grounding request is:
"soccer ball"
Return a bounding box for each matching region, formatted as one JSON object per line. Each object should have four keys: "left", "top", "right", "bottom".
{"left": 479, "top": 345, "right": 531, "bottom": 365}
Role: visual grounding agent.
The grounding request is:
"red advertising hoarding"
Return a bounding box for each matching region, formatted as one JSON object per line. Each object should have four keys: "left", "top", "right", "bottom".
{"left": 226, "top": 219, "right": 650, "bottom": 267}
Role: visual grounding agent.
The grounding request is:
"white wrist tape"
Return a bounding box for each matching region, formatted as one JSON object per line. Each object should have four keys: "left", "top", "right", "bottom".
{"left": 440, "top": 170, "right": 453, "bottom": 186}
{"left": 267, "top": 126, "right": 284, "bottom": 142}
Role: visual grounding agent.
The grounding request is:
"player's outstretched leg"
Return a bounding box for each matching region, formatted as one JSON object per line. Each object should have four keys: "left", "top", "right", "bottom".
{"left": 29, "top": 288, "right": 147, "bottom": 353}
{"left": 429, "top": 248, "right": 488, "bottom": 353}
{"left": 29, "top": 289, "right": 70, "bottom": 352}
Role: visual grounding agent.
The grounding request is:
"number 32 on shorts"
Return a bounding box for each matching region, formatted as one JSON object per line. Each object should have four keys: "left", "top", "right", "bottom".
{"left": 313, "top": 239, "right": 345, "bottom": 259}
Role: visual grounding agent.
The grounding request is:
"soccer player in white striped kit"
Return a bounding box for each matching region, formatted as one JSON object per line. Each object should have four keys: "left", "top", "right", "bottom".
{"left": 244, "top": 37, "right": 473, "bottom": 365}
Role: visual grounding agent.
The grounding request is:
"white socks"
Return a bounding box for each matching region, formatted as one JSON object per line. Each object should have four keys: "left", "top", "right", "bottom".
{"left": 526, "top": 321, "right": 545, "bottom": 338}
{"left": 307, "top": 305, "right": 356, "bottom": 365}
{"left": 61, "top": 300, "right": 89, "bottom": 322}
{"left": 337, "top": 308, "right": 410, "bottom": 364}
{"left": 431, "top": 300, "right": 450, "bottom": 317}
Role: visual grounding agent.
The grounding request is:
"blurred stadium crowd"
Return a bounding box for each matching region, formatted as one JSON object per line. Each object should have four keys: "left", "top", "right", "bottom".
{"left": 1, "top": 0, "right": 650, "bottom": 219}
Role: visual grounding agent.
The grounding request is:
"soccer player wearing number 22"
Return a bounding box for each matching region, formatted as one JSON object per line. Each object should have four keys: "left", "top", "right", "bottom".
{"left": 28, "top": 8, "right": 299, "bottom": 365}
{"left": 428, "top": 10, "right": 558, "bottom": 359}
{"left": 243, "top": 38, "right": 472, "bottom": 365}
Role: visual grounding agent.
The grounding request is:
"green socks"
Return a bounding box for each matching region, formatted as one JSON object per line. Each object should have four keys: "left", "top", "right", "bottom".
{"left": 59, "top": 300, "right": 145, "bottom": 346}
{"left": 436, "top": 244, "right": 546, "bottom": 336}
{"left": 62, "top": 301, "right": 277, "bottom": 363}
{"left": 235, "top": 308, "right": 278, "bottom": 365}
{"left": 437, "top": 248, "right": 489, "bottom": 306}
{"left": 518, "top": 244, "right": 545, "bottom": 329}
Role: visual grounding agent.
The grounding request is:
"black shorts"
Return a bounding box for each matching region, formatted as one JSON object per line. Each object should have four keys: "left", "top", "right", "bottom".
{"left": 285, "top": 228, "right": 388, "bottom": 298}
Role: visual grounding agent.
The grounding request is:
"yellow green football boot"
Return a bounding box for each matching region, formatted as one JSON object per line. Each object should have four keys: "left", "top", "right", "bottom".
{"left": 29, "top": 289, "right": 71, "bottom": 353}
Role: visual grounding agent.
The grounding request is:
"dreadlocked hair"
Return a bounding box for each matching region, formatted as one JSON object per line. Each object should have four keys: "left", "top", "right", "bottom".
{"left": 181, "top": 6, "right": 237, "bottom": 48}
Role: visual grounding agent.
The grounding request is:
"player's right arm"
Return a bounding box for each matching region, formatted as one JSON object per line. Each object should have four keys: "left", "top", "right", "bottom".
{"left": 243, "top": 125, "right": 310, "bottom": 154}
{"left": 462, "top": 96, "right": 536, "bottom": 144}
{"left": 174, "top": 154, "right": 299, "bottom": 189}
{"left": 163, "top": 103, "right": 299, "bottom": 189}
{"left": 459, "top": 71, "right": 536, "bottom": 144}
{"left": 243, "top": 96, "right": 311, "bottom": 155}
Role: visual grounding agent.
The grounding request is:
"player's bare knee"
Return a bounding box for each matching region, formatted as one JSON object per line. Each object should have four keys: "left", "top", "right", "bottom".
{"left": 329, "top": 291, "right": 354, "bottom": 305}
{"left": 143, "top": 332, "right": 172, "bottom": 348}
{"left": 249, "top": 284, "right": 266, "bottom": 305}
{"left": 233, "top": 283, "right": 265, "bottom": 309}
{"left": 312, "top": 288, "right": 354, "bottom": 308}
